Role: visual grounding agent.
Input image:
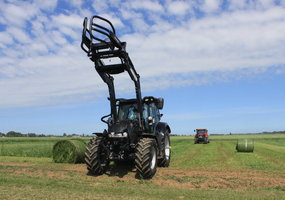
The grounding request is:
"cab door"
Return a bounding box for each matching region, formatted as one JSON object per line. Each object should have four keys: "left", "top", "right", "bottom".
{"left": 149, "top": 103, "right": 160, "bottom": 133}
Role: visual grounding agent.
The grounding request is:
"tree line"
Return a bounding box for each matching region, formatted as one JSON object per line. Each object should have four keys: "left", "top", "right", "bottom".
{"left": 0, "top": 131, "right": 43, "bottom": 137}
{"left": 0, "top": 131, "right": 90, "bottom": 137}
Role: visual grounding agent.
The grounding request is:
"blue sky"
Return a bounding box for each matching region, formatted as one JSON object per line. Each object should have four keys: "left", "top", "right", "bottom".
{"left": 0, "top": 0, "right": 285, "bottom": 135}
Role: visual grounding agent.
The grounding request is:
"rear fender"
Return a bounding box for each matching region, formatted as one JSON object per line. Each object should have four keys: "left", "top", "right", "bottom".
{"left": 155, "top": 122, "right": 171, "bottom": 156}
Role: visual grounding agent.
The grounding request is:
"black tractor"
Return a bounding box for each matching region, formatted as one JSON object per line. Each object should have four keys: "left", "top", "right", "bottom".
{"left": 81, "top": 16, "right": 171, "bottom": 179}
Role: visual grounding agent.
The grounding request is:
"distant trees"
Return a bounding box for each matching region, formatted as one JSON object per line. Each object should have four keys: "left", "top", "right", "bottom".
{"left": 260, "top": 131, "right": 285, "bottom": 134}
{"left": 3, "top": 131, "right": 48, "bottom": 137}
{"left": 4, "top": 131, "right": 38, "bottom": 137}
{"left": 0, "top": 131, "right": 93, "bottom": 137}
{"left": 6, "top": 131, "right": 23, "bottom": 137}
{"left": 27, "top": 133, "right": 37, "bottom": 137}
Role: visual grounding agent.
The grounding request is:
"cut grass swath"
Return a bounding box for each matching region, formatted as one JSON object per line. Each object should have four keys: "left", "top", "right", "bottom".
{"left": 53, "top": 139, "right": 86, "bottom": 163}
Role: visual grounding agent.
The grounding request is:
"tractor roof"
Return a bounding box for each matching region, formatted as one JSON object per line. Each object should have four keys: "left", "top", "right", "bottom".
{"left": 116, "top": 96, "right": 164, "bottom": 109}
{"left": 116, "top": 96, "right": 160, "bottom": 104}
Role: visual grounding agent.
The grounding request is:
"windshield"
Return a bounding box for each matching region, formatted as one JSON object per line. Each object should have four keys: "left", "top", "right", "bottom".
{"left": 118, "top": 103, "right": 149, "bottom": 121}
{"left": 197, "top": 130, "right": 206, "bottom": 134}
{"left": 118, "top": 104, "right": 138, "bottom": 120}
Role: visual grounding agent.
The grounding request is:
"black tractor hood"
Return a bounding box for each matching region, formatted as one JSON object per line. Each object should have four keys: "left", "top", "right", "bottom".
{"left": 109, "top": 120, "right": 129, "bottom": 133}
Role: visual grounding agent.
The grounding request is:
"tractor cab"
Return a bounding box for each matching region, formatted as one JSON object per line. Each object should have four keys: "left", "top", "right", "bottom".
{"left": 194, "top": 129, "right": 209, "bottom": 144}
{"left": 116, "top": 97, "right": 164, "bottom": 133}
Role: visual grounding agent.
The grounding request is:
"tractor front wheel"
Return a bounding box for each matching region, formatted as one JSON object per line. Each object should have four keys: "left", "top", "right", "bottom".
{"left": 135, "top": 138, "right": 157, "bottom": 179}
{"left": 85, "top": 137, "right": 109, "bottom": 175}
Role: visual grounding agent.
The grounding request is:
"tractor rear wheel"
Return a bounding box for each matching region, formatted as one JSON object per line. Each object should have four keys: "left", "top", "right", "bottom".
{"left": 158, "top": 131, "right": 171, "bottom": 167}
{"left": 135, "top": 138, "right": 157, "bottom": 179}
{"left": 204, "top": 138, "right": 209, "bottom": 144}
{"left": 85, "top": 137, "right": 109, "bottom": 175}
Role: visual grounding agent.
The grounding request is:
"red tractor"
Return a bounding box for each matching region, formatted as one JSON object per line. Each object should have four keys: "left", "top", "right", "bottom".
{"left": 194, "top": 129, "right": 209, "bottom": 144}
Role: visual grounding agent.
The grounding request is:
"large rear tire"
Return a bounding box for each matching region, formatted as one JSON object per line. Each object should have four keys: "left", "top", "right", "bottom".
{"left": 158, "top": 131, "right": 171, "bottom": 167}
{"left": 135, "top": 138, "right": 157, "bottom": 179}
{"left": 85, "top": 137, "right": 109, "bottom": 175}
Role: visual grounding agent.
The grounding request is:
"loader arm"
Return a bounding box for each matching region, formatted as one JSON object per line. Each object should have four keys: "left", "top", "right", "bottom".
{"left": 81, "top": 16, "right": 143, "bottom": 129}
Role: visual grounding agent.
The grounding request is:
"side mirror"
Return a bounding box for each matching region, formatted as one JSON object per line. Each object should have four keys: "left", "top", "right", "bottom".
{"left": 194, "top": 130, "right": 196, "bottom": 132}
{"left": 156, "top": 98, "right": 164, "bottom": 109}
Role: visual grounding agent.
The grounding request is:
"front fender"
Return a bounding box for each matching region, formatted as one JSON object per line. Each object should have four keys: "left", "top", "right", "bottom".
{"left": 156, "top": 122, "right": 171, "bottom": 134}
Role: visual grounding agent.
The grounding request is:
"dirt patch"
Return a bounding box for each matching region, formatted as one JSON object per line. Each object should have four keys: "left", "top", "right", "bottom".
{"left": 0, "top": 162, "right": 35, "bottom": 167}
{"left": 64, "top": 164, "right": 86, "bottom": 172}
{"left": 13, "top": 167, "right": 69, "bottom": 178}
{"left": 63, "top": 164, "right": 285, "bottom": 190}
{"left": 152, "top": 168, "right": 285, "bottom": 190}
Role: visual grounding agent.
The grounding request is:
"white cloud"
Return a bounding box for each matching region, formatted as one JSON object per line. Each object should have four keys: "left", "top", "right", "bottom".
{"left": 67, "top": 0, "right": 82, "bottom": 8}
{"left": 33, "top": 0, "right": 58, "bottom": 11}
{"left": 99, "top": 13, "right": 124, "bottom": 28}
{"left": 0, "top": 1, "right": 285, "bottom": 109}
{"left": 129, "top": 17, "right": 150, "bottom": 32}
{"left": 228, "top": 0, "right": 276, "bottom": 10}
{"left": 201, "top": 0, "right": 221, "bottom": 13}
{"left": 122, "top": 6, "right": 285, "bottom": 79}
{"left": 51, "top": 14, "right": 82, "bottom": 29}
{"left": 167, "top": 1, "right": 191, "bottom": 16}
{"left": 50, "top": 31, "right": 67, "bottom": 46}
{"left": 6, "top": 27, "right": 31, "bottom": 43}
{"left": 92, "top": 0, "right": 109, "bottom": 12}
{"left": 0, "top": 52, "right": 105, "bottom": 108}
{"left": 228, "top": 0, "right": 248, "bottom": 10}
{"left": 126, "top": 0, "right": 164, "bottom": 12}
{"left": 29, "top": 43, "right": 49, "bottom": 55}
{"left": 108, "top": 0, "right": 121, "bottom": 8}
{"left": 0, "top": 1, "right": 47, "bottom": 27}
{"left": 0, "top": 32, "right": 13, "bottom": 45}
{"left": 258, "top": 0, "right": 275, "bottom": 8}
{"left": 58, "top": 26, "right": 78, "bottom": 40}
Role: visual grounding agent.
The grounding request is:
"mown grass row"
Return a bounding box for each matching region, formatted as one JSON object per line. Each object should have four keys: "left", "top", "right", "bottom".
{"left": 1, "top": 135, "right": 285, "bottom": 199}
{"left": 1, "top": 171, "right": 283, "bottom": 200}
{"left": 0, "top": 156, "right": 284, "bottom": 200}
{"left": 170, "top": 136, "right": 285, "bottom": 171}
{"left": 0, "top": 142, "right": 53, "bottom": 157}
{"left": 0, "top": 138, "right": 89, "bottom": 157}
{"left": 1, "top": 135, "right": 285, "bottom": 172}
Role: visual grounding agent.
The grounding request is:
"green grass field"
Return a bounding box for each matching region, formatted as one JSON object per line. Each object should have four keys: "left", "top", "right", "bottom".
{"left": 1, "top": 135, "right": 285, "bottom": 199}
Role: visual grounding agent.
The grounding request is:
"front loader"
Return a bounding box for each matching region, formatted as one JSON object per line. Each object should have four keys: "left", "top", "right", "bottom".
{"left": 81, "top": 16, "right": 171, "bottom": 179}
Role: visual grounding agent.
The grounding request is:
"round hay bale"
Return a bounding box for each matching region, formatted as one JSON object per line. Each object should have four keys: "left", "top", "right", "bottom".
{"left": 53, "top": 139, "right": 86, "bottom": 163}
{"left": 236, "top": 139, "right": 254, "bottom": 152}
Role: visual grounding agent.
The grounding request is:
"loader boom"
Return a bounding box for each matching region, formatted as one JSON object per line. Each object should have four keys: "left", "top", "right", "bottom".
{"left": 81, "top": 16, "right": 143, "bottom": 128}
